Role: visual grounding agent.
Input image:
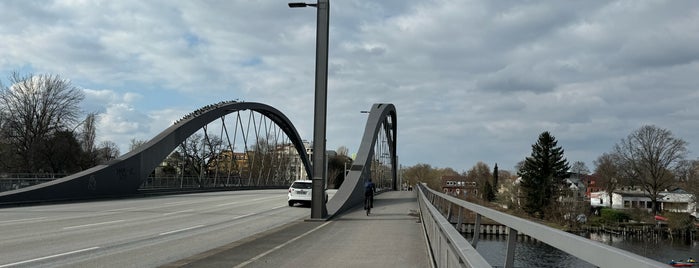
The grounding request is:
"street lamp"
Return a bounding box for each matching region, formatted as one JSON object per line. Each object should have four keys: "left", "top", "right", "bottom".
{"left": 289, "top": 0, "right": 329, "bottom": 220}
{"left": 288, "top": 2, "right": 317, "bottom": 8}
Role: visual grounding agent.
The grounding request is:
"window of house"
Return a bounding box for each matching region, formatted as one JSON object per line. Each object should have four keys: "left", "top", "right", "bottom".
{"left": 624, "top": 201, "right": 630, "bottom": 208}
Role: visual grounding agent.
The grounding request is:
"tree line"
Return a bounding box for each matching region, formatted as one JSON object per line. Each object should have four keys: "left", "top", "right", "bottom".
{"left": 0, "top": 72, "right": 120, "bottom": 174}
{"left": 402, "top": 126, "right": 699, "bottom": 221}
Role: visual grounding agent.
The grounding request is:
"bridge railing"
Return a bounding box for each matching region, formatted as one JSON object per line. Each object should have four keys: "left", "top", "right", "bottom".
{"left": 418, "top": 184, "right": 490, "bottom": 267}
{"left": 0, "top": 174, "right": 66, "bottom": 192}
{"left": 416, "top": 183, "right": 667, "bottom": 268}
{"left": 139, "top": 176, "right": 288, "bottom": 190}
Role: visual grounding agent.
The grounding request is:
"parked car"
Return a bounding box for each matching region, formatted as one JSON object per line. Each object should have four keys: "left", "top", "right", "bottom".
{"left": 287, "top": 180, "right": 327, "bottom": 206}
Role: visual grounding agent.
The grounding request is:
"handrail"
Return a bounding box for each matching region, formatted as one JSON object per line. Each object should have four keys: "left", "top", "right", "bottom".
{"left": 418, "top": 183, "right": 667, "bottom": 268}
{"left": 417, "top": 184, "right": 490, "bottom": 267}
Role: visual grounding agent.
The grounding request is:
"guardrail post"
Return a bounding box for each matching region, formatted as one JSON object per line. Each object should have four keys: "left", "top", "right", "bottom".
{"left": 472, "top": 214, "right": 481, "bottom": 248}
{"left": 447, "top": 203, "right": 452, "bottom": 222}
{"left": 505, "top": 227, "right": 517, "bottom": 268}
{"left": 457, "top": 206, "right": 463, "bottom": 232}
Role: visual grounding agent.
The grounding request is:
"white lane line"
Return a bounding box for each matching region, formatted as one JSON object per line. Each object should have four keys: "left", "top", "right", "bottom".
{"left": 105, "top": 206, "right": 139, "bottom": 212}
{"left": 0, "top": 217, "right": 47, "bottom": 224}
{"left": 62, "top": 220, "right": 126, "bottom": 230}
{"left": 0, "top": 246, "right": 100, "bottom": 268}
{"left": 163, "top": 200, "right": 202, "bottom": 206}
{"left": 215, "top": 196, "right": 279, "bottom": 207}
{"left": 159, "top": 212, "right": 254, "bottom": 235}
{"left": 162, "top": 209, "right": 193, "bottom": 216}
{"left": 214, "top": 201, "right": 240, "bottom": 207}
{"left": 232, "top": 221, "right": 332, "bottom": 268}
{"left": 158, "top": 225, "right": 206, "bottom": 236}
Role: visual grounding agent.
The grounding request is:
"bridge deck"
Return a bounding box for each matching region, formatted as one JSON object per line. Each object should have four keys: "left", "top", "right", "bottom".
{"left": 165, "top": 191, "right": 431, "bottom": 268}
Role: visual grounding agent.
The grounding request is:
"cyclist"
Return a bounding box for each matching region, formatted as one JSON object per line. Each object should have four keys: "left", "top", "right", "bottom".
{"left": 364, "top": 178, "right": 376, "bottom": 215}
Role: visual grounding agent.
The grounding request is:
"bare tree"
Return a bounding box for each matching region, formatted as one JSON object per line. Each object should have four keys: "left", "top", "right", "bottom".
{"left": 404, "top": 163, "right": 437, "bottom": 189}
{"left": 80, "top": 113, "right": 98, "bottom": 153}
{"left": 0, "top": 72, "right": 84, "bottom": 172}
{"left": 327, "top": 153, "right": 352, "bottom": 188}
{"left": 95, "top": 140, "right": 121, "bottom": 164}
{"left": 570, "top": 161, "right": 590, "bottom": 176}
{"left": 614, "top": 125, "right": 688, "bottom": 214}
{"left": 676, "top": 159, "right": 699, "bottom": 201}
{"left": 0, "top": 114, "right": 12, "bottom": 170}
{"left": 176, "top": 134, "right": 224, "bottom": 184}
{"left": 129, "top": 138, "right": 147, "bottom": 152}
{"left": 336, "top": 146, "right": 349, "bottom": 157}
{"left": 594, "top": 152, "right": 622, "bottom": 208}
{"left": 465, "top": 162, "right": 494, "bottom": 201}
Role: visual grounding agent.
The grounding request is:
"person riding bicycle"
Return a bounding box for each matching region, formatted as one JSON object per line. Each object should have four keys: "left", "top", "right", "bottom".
{"left": 364, "top": 178, "right": 376, "bottom": 214}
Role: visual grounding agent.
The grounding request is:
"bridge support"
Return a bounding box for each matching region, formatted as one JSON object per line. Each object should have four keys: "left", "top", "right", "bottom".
{"left": 505, "top": 227, "right": 517, "bottom": 268}
{"left": 310, "top": 0, "right": 330, "bottom": 219}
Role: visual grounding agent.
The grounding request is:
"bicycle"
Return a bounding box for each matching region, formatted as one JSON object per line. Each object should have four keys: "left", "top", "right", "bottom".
{"left": 364, "top": 179, "right": 375, "bottom": 216}
{"left": 364, "top": 194, "right": 373, "bottom": 216}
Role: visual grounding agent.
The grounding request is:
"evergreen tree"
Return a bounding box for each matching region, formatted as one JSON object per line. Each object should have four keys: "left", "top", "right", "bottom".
{"left": 493, "top": 163, "right": 499, "bottom": 189}
{"left": 517, "top": 131, "right": 570, "bottom": 218}
{"left": 482, "top": 180, "right": 496, "bottom": 202}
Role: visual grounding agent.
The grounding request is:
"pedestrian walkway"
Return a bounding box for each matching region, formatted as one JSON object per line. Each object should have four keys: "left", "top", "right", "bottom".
{"left": 164, "top": 191, "right": 431, "bottom": 268}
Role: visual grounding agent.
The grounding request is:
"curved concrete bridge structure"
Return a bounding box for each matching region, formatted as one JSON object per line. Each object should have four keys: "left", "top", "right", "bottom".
{"left": 0, "top": 101, "right": 312, "bottom": 204}
{"left": 326, "top": 103, "right": 397, "bottom": 217}
{"left": 0, "top": 101, "right": 399, "bottom": 222}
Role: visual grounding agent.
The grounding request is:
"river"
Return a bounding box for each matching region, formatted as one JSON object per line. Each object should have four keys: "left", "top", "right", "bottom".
{"left": 463, "top": 232, "right": 698, "bottom": 267}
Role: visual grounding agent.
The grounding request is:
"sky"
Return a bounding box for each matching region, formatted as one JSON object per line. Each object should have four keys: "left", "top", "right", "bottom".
{"left": 1, "top": 0, "right": 698, "bottom": 173}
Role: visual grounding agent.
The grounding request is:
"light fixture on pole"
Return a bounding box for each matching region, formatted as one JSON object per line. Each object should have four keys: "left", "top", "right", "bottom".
{"left": 289, "top": 0, "right": 329, "bottom": 220}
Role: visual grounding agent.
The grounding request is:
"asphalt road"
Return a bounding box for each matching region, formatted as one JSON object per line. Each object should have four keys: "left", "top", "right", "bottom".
{"left": 0, "top": 190, "right": 310, "bottom": 267}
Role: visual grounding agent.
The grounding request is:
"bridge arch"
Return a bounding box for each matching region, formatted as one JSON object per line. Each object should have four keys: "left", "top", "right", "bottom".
{"left": 327, "top": 103, "right": 397, "bottom": 217}
{"left": 0, "top": 101, "right": 312, "bottom": 204}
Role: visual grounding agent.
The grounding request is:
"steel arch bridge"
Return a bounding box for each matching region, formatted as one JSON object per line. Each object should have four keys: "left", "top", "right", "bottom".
{"left": 0, "top": 101, "right": 398, "bottom": 219}
{"left": 327, "top": 103, "right": 397, "bottom": 216}
{"left": 0, "top": 101, "right": 311, "bottom": 204}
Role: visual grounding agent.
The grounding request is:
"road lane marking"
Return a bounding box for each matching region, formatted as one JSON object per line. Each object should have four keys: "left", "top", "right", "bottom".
{"left": 162, "top": 209, "right": 193, "bottom": 216}
{"left": 0, "top": 246, "right": 100, "bottom": 268}
{"left": 106, "top": 206, "right": 139, "bottom": 212}
{"left": 163, "top": 200, "right": 199, "bottom": 205}
{"left": 159, "top": 225, "right": 206, "bottom": 236}
{"left": 232, "top": 221, "right": 332, "bottom": 268}
{"left": 62, "top": 220, "right": 126, "bottom": 230}
{"left": 214, "top": 196, "right": 279, "bottom": 207}
{"left": 0, "top": 217, "right": 47, "bottom": 224}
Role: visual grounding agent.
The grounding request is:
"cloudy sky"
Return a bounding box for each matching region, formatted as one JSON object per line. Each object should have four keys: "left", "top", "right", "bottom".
{"left": 2, "top": 0, "right": 698, "bottom": 173}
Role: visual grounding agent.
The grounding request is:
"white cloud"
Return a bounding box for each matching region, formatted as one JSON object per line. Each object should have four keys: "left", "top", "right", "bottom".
{"left": 2, "top": 0, "right": 699, "bottom": 172}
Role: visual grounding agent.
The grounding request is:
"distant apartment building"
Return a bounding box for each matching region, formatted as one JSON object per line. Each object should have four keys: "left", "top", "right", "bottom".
{"left": 441, "top": 175, "right": 478, "bottom": 198}
{"left": 275, "top": 141, "right": 312, "bottom": 181}
{"left": 206, "top": 140, "right": 312, "bottom": 183}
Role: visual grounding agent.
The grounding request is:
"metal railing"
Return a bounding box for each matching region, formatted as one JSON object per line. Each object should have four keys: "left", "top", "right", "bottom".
{"left": 0, "top": 174, "right": 283, "bottom": 193}
{"left": 418, "top": 183, "right": 490, "bottom": 267}
{"left": 0, "top": 174, "right": 66, "bottom": 192}
{"left": 417, "top": 183, "right": 667, "bottom": 268}
{"left": 138, "top": 176, "right": 289, "bottom": 193}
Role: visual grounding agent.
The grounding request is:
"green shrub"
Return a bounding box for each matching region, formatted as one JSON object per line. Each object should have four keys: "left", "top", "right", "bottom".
{"left": 665, "top": 212, "right": 696, "bottom": 232}
{"left": 600, "top": 208, "right": 630, "bottom": 223}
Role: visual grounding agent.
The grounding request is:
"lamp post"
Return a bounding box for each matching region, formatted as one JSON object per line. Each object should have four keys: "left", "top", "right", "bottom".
{"left": 289, "top": 0, "right": 329, "bottom": 219}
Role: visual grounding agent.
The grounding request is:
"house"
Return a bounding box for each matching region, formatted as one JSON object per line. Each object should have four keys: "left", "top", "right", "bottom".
{"left": 590, "top": 190, "right": 651, "bottom": 210}
{"left": 590, "top": 188, "right": 697, "bottom": 217}
{"left": 584, "top": 173, "right": 601, "bottom": 199}
{"left": 562, "top": 172, "right": 590, "bottom": 200}
{"left": 441, "top": 175, "right": 478, "bottom": 198}
{"left": 661, "top": 188, "right": 697, "bottom": 218}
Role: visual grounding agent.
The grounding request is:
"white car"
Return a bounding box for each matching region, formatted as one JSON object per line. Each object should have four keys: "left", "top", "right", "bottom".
{"left": 288, "top": 180, "right": 313, "bottom": 206}
{"left": 287, "top": 180, "right": 328, "bottom": 207}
